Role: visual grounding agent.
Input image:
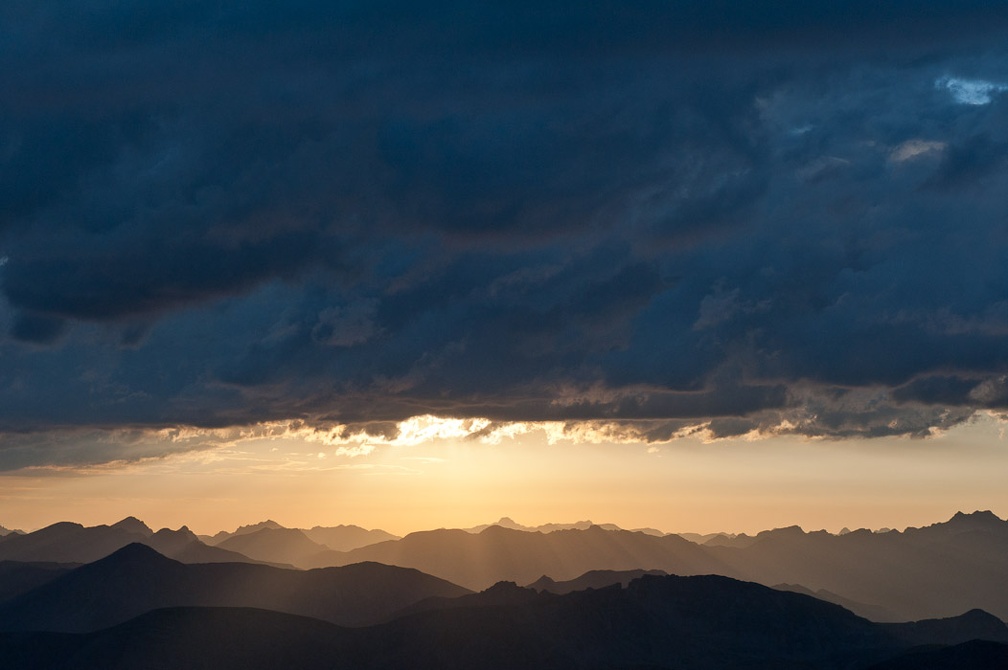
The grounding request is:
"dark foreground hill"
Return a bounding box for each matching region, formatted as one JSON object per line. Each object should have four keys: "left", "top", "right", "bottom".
{"left": 0, "top": 544, "right": 470, "bottom": 632}
{"left": 2, "top": 574, "right": 1006, "bottom": 670}
{"left": 0, "top": 561, "right": 75, "bottom": 603}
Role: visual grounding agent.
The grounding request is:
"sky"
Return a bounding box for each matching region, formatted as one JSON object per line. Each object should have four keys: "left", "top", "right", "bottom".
{"left": 2, "top": 1, "right": 1008, "bottom": 535}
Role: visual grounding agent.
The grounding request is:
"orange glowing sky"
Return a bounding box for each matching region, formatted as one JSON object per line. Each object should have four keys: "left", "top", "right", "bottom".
{"left": 3, "top": 413, "right": 1006, "bottom": 536}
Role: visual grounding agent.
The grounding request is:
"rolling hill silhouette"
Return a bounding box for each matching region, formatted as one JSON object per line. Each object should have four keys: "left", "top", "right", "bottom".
{"left": 1, "top": 573, "right": 1005, "bottom": 669}
{"left": 866, "top": 639, "right": 1008, "bottom": 670}
{"left": 0, "top": 543, "right": 470, "bottom": 633}
{"left": 527, "top": 568, "right": 669, "bottom": 594}
{"left": 4, "top": 510, "right": 1007, "bottom": 633}
{"left": 0, "top": 561, "right": 75, "bottom": 603}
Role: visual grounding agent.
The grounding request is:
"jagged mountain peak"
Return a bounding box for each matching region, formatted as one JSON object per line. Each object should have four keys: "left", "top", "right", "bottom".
{"left": 110, "top": 517, "right": 153, "bottom": 536}
{"left": 949, "top": 510, "right": 1003, "bottom": 525}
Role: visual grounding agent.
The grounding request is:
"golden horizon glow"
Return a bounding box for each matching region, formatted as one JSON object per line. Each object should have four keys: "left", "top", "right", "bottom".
{"left": 2, "top": 413, "right": 1007, "bottom": 537}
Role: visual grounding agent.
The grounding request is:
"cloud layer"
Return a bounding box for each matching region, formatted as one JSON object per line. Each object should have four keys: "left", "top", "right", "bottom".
{"left": 3, "top": 1, "right": 1008, "bottom": 465}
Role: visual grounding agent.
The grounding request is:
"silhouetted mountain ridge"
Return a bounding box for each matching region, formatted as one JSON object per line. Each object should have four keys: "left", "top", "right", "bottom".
{"left": 204, "top": 520, "right": 399, "bottom": 552}
{"left": 318, "top": 523, "right": 729, "bottom": 589}
{"left": 0, "top": 543, "right": 471, "bottom": 633}
{"left": 216, "top": 527, "right": 328, "bottom": 567}
{"left": 4, "top": 572, "right": 1004, "bottom": 669}
{"left": 465, "top": 516, "right": 666, "bottom": 536}
{"left": 0, "top": 518, "right": 267, "bottom": 567}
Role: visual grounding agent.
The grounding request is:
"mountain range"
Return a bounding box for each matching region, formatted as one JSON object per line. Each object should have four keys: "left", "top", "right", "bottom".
{"left": 2, "top": 511, "right": 1008, "bottom": 668}
{"left": 0, "top": 543, "right": 469, "bottom": 632}
{"left": 3, "top": 511, "right": 1007, "bottom": 622}
{"left": 202, "top": 520, "right": 399, "bottom": 552}
{"left": 464, "top": 516, "right": 666, "bottom": 536}
{"left": 296, "top": 510, "right": 1008, "bottom": 622}
{"left": 1, "top": 569, "right": 1006, "bottom": 669}
{"left": 0, "top": 518, "right": 264, "bottom": 566}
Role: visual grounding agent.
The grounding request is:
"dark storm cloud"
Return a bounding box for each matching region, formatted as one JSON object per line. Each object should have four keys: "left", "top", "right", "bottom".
{"left": 3, "top": 1, "right": 1008, "bottom": 465}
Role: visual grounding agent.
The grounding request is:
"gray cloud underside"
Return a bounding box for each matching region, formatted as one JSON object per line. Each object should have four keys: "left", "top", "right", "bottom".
{"left": 3, "top": 1, "right": 1008, "bottom": 462}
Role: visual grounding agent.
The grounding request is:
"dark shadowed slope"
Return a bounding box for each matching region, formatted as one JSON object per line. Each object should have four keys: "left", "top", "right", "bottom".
{"left": 774, "top": 583, "right": 899, "bottom": 622}
{"left": 528, "top": 568, "right": 668, "bottom": 594}
{"left": 0, "top": 518, "right": 264, "bottom": 566}
{"left": 0, "top": 543, "right": 470, "bottom": 633}
{"left": 867, "top": 639, "right": 1008, "bottom": 670}
{"left": 0, "top": 562, "right": 75, "bottom": 604}
{"left": 317, "top": 525, "right": 736, "bottom": 589}
{"left": 4, "top": 574, "right": 1004, "bottom": 670}
{"left": 880, "top": 608, "right": 1008, "bottom": 647}
{"left": 0, "top": 607, "right": 352, "bottom": 670}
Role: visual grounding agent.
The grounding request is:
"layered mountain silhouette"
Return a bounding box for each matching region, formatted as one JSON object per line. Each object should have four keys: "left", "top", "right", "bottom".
{"left": 313, "top": 524, "right": 736, "bottom": 588}
{"left": 465, "top": 516, "right": 665, "bottom": 536}
{"left": 0, "top": 543, "right": 471, "bottom": 633}
{"left": 0, "top": 525, "right": 25, "bottom": 537}
{"left": 302, "top": 524, "right": 400, "bottom": 551}
{"left": 0, "top": 518, "right": 266, "bottom": 566}
{"left": 294, "top": 510, "right": 1008, "bottom": 622}
{"left": 5, "top": 511, "right": 1008, "bottom": 623}
{"left": 528, "top": 568, "right": 669, "bottom": 594}
{"left": 214, "top": 527, "right": 331, "bottom": 568}
{"left": 204, "top": 520, "right": 398, "bottom": 554}
{"left": 1, "top": 573, "right": 1006, "bottom": 669}
{"left": 702, "top": 510, "right": 1008, "bottom": 621}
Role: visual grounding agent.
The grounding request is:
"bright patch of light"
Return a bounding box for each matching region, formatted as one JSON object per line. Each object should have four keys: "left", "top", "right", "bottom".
{"left": 394, "top": 415, "right": 492, "bottom": 445}
{"left": 937, "top": 76, "right": 1008, "bottom": 105}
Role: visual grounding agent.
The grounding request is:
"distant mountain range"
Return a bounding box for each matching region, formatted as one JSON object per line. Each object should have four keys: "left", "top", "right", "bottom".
{"left": 299, "top": 510, "right": 1008, "bottom": 622}
{"left": 464, "top": 516, "right": 666, "bottom": 536}
{"left": 1, "top": 570, "right": 1006, "bottom": 669}
{"left": 202, "top": 520, "right": 399, "bottom": 553}
{"left": 0, "top": 517, "right": 399, "bottom": 570}
{"left": 0, "top": 517, "right": 265, "bottom": 566}
{"left": 0, "top": 525, "right": 24, "bottom": 537}
{"left": 3, "top": 511, "right": 1008, "bottom": 623}
{"left": 0, "top": 543, "right": 470, "bottom": 632}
